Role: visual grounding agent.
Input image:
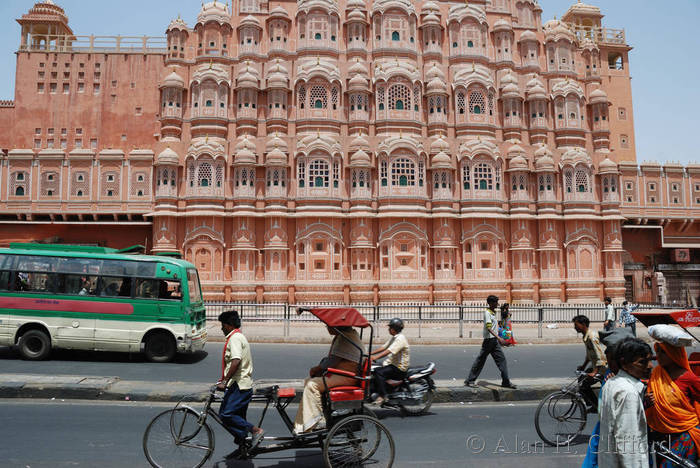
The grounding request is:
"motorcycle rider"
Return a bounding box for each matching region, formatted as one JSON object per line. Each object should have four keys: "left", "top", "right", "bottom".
{"left": 369, "top": 317, "right": 410, "bottom": 406}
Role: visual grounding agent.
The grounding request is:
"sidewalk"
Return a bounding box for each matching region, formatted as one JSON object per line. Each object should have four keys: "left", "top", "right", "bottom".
{"left": 208, "top": 321, "right": 651, "bottom": 345}
{"left": 0, "top": 373, "right": 569, "bottom": 404}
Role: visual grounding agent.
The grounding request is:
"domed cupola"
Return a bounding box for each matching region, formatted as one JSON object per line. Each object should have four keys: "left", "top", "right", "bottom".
{"left": 197, "top": 1, "right": 231, "bottom": 26}
{"left": 157, "top": 147, "right": 179, "bottom": 166}
{"left": 233, "top": 135, "right": 257, "bottom": 166}
{"left": 161, "top": 70, "right": 185, "bottom": 89}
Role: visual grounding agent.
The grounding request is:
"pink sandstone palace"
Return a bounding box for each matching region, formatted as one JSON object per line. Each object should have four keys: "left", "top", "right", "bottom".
{"left": 0, "top": 0, "right": 698, "bottom": 305}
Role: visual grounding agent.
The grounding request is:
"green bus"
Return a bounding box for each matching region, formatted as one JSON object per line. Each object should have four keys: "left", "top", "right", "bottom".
{"left": 0, "top": 243, "right": 207, "bottom": 362}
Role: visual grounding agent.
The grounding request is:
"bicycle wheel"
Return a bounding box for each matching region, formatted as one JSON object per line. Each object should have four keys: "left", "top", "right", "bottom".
{"left": 323, "top": 415, "right": 394, "bottom": 468}
{"left": 143, "top": 408, "right": 214, "bottom": 468}
{"left": 534, "top": 391, "right": 587, "bottom": 446}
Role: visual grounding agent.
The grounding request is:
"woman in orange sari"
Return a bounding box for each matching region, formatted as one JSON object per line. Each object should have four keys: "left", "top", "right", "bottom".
{"left": 646, "top": 341, "right": 700, "bottom": 467}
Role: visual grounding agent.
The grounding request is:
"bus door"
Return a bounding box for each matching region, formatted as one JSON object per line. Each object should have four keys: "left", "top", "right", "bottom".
{"left": 54, "top": 273, "right": 97, "bottom": 351}
{"left": 93, "top": 275, "right": 133, "bottom": 352}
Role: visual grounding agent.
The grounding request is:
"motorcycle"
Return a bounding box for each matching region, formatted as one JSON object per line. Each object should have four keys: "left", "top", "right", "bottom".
{"left": 369, "top": 361, "right": 437, "bottom": 415}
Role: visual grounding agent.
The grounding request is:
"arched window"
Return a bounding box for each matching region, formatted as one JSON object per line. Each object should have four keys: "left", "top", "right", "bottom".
{"left": 474, "top": 163, "right": 493, "bottom": 190}
{"left": 380, "top": 160, "right": 388, "bottom": 186}
{"left": 391, "top": 158, "right": 415, "bottom": 186}
{"left": 392, "top": 31, "right": 400, "bottom": 41}
{"left": 15, "top": 186, "right": 24, "bottom": 196}
{"left": 575, "top": 167, "right": 590, "bottom": 193}
{"left": 298, "top": 85, "right": 306, "bottom": 109}
{"left": 564, "top": 169, "right": 573, "bottom": 193}
{"left": 396, "top": 100, "right": 404, "bottom": 110}
{"left": 457, "top": 92, "right": 465, "bottom": 115}
{"left": 310, "top": 85, "right": 328, "bottom": 109}
{"left": 462, "top": 164, "right": 471, "bottom": 190}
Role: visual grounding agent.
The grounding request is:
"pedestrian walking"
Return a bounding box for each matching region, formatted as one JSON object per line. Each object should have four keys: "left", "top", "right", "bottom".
{"left": 217, "top": 310, "right": 264, "bottom": 459}
{"left": 603, "top": 297, "right": 615, "bottom": 331}
{"left": 465, "top": 295, "right": 516, "bottom": 389}
{"left": 498, "top": 303, "right": 516, "bottom": 346}
{"left": 598, "top": 338, "right": 653, "bottom": 467}
{"left": 618, "top": 301, "right": 638, "bottom": 336}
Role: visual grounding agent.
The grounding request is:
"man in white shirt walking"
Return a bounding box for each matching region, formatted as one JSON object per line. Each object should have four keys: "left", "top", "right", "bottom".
{"left": 465, "top": 295, "right": 516, "bottom": 389}
{"left": 598, "top": 337, "right": 653, "bottom": 467}
{"left": 603, "top": 297, "right": 616, "bottom": 331}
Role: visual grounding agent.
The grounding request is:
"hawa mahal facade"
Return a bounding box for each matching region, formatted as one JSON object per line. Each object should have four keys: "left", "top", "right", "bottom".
{"left": 1, "top": 0, "right": 699, "bottom": 304}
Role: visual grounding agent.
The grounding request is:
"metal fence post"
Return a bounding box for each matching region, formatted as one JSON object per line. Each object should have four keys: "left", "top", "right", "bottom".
{"left": 418, "top": 305, "right": 422, "bottom": 339}
{"left": 459, "top": 305, "right": 464, "bottom": 338}
{"left": 538, "top": 307, "right": 543, "bottom": 339}
{"left": 284, "top": 303, "right": 290, "bottom": 337}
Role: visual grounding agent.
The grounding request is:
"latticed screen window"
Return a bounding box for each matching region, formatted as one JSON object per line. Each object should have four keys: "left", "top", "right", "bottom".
{"left": 198, "top": 162, "right": 212, "bottom": 187}
{"left": 380, "top": 160, "right": 388, "bottom": 186}
{"left": 377, "top": 86, "right": 385, "bottom": 111}
{"left": 391, "top": 158, "right": 415, "bottom": 186}
{"left": 474, "top": 163, "right": 493, "bottom": 190}
{"left": 331, "top": 86, "right": 339, "bottom": 110}
{"left": 359, "top": 169, "right": 368, "bottom": 188}
{"left": 41, "top": 171, "right": 59, "bottom": 196}
{"left": 72, "top": 171, "right": 89, "bottom": 197}
{"left": 240, "top": 0, "right": 260, "bottom": 13}
{"left": 10, "top": 171, "right": 28, "bottom": 196}
{"left": 267, "top": 168, "right": 285, "bottom": 187}
{"left": 102, "top": 171, "right": 119, "bottom": 197}
{"left": 388, "top": 84, "right": 410, "bottom": 111}
{"left": 309, "top": 160, "right": 329, "bottom": 187}
{"left": 538, "top": 175, "right": 545, "bottom": 192}
{"left": 457, "top": 92, "right": 465, "bottom": 114}
{"left": 215, "top": 164, "right": 223, "bottom": 188}
{"left": 566, "top": 97, "right": 579, "bottom": 121}
{"left": 310, "top": 86, "right": 328, "bottom": 109}
{"left": 488, "top": 93, "right": 494, "bottom": 116}
{"left": 309, "top": 14, "right": 329, "bottom": 41}
{"left": 575, "top": 168, "right": 590, "bottom": 193}
{"left": 546, "top": 174, "right": 553, "bottom": 191}
{"left": 564, "top": 170, "right": 573, "bottom": 193}
{"left": 298, "top": 160, "right": 305, "bottom": 187}
{"left": 131, "top": 171, "right": 150, "bottom": 197}
{"left": 298, "top": 85, "right": 306, "bottom": 109}
{"left": 462, "top": 164, "right": 471, "bottom": 190}
{"left": 610, "top": 177, "right": 617, "bottom": 192}
{"left": 413, "top": 85, "right": 421, "bottom": 111}
{"left": 418, "top": 160, "right": 424, "bottom": 186}
{"left": 350, "top": 94, "right": 355, "bottom": 111}
{"left": 469, "top": 90, "right": 485, "bottom": 114}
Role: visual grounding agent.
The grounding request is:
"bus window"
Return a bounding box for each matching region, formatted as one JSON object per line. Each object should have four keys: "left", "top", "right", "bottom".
{"left": 61, "top": 274, "right": 98, "bottom": 296}
{"left": 158, "top": 280, "right": 182, "bottom": 300}
{"left": 56, "top": 257, "right": 95, "bottom": 274}
{"left": 187, "top": 269, "right": 202, "bottom": 303}
{"left": 0, "top": 270, "right": 10, "bottom": 291}
{"left": 100, "top": 276, "right": 132, "bottom": 297}
{"left": 135, "top": 278, "right": 159, "bottom": 299}
{"left": 101, "top": 259, "right": 155, "bottom": 277}
{"left": 14, "top": 271, "right": 54, "bottom": 293}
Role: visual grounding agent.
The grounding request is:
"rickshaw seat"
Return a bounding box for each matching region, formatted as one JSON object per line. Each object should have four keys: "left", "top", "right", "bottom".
{"left": 689, "top": 352, "right": 700, "bottom": 376}
{"left": 329, "top": 386, "right": 365, "bottom": 402}
{"left": 277, "top": 387, "right": 296, "bottom": 399}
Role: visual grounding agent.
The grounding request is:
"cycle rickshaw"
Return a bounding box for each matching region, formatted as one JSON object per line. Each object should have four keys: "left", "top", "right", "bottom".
{"left": 143, "top": 307, "right": 395, "bottom": 467}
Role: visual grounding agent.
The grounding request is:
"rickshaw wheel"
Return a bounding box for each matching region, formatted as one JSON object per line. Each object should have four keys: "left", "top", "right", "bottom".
{"left": 322, "top": 415, "right": 394, "bottom": 468}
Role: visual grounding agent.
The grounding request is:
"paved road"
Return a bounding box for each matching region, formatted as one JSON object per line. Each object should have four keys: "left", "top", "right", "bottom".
{"left": 0, "top": 343, "right": 588, "bottom": 382}
{"left": 0, "top": 399, "right": 593, "bottom": 467}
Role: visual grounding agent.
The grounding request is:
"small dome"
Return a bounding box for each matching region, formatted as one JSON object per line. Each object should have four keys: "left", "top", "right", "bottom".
{"left": 544, "top": 20, "right": 575, "bottom": 43}
{"left": 431, "top": 151, "right": 453, "bottom": 169}
{"left": 507, "top": 143, "right": 525, "bottom": 157}
{"left": 350, "top": 149, "right": 371, "bottom": 167}
{"left": 422, "top": 13, "right": 441, "bottom": 25}
{"left": 430, "top": 134, "right": 450, "bottom": 154}
{"left": 265, "top": 133, "right": 288, "bottom": 153}
{"left": 269, "top": 5, "right": 290, "bottom": 19}
{"left": 347, "top": 9, "right": 366, "bottom": 21}
{"left": 236, "top": 65, "right": 259, "bottom": 89}
{"left": 427, "top": 76, "right": 447, "bottom": 94}
{"left": 239, "top": 15, "right": 262, "bottom": 29}
{"left": 157, "top": 147, "right": 179, "bottom": 165}
{"left": 265, "top": 147, "right": 287, "bottom": 166}
{"left": 266, "top": 62, "right": 289, "bottom": 89}
{"left": 235, "top": 134, "right": 256, "bottom": 152}
{"left": 518, "top": 30, "right": 537, "bottom": 42}
{"left": 561, "top": 147, "right": 591, "bottom": 165}
{"left": 500, "top": 72, "right": 520, "bottom": 99}
{"left": 509, "top": 154, "right": 528, "bottom": 171}
{"left": 167, "top": 16, "right": 188, "bottom": 31}
{"left": 197, "top": 1, "right": 231, "bottom": 25}
{"left": 349, "top": 74, "right": 370, "bottom": 91}
{"left": 493, "top": 19, "right": 512, "bottom": 32}
{"left": 234, "top": 147, "right": 256, "bottom": 165}
{"left": 161, "top": 70, "right": 185, "bottom": 89}
{"left": 525, "top": 76, "right": 547, "bottom": 100}
{"left": 598, "top": 157, "right": 618, "bottom": 173}
{"left": 535, "top": 153, "right": 555, "bottom": 171}
{"left": 350, "top": 132, "right": 370, "bottom": 151}
{"left": 425, "top": 63, "right": 445, "bottom": 81}
{"left": 589, "top": 88, "right": 608, "bottom": 104}
{"left": 349, "top": 60, "right": 369, "bottom": 76}
{"left": 421, "top": 1, "right": 440, "bottom": 15}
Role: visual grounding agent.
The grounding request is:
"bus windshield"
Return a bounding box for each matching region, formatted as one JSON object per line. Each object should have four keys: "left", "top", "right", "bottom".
{"left": 187, "top": 269, "right": 202, "bottom": 303}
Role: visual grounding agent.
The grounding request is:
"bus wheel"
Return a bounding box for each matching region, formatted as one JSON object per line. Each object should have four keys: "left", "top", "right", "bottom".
{"left": 18, "top": 329, "right": 51, "bottom": 361}
{"left": 144, "top": 332, "right": 176, "bottom": 363}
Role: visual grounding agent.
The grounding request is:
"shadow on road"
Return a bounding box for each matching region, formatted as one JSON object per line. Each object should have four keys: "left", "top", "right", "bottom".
{"left": 0, "top": 345, "right": 208, "bottom": 364}
{"left": 212, "top": 449, "right": 324, "bottom": 467}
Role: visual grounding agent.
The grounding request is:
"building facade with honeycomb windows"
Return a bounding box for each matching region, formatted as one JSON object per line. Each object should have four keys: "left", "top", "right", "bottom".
{"left": 1, "top": 0, "right": 699, "bottom": 304}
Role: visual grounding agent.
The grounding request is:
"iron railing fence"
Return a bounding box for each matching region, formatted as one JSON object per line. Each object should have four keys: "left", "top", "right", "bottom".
{"left": 204, "top": 302, "right": 682, "bottom": 338}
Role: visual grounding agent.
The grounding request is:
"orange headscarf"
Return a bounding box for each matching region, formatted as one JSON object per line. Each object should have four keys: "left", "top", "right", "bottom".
{"left": 646, "top": 342, "right": 700, "bottom": 449}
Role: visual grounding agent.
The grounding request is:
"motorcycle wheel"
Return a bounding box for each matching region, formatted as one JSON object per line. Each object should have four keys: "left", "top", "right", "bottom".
{"left": 399, "top": 384, "right": 434, "bottom": 416}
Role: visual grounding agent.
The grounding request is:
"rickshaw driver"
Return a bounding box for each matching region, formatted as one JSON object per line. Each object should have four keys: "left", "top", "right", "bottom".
{"left": 293, "top": 325, "right": 365, "bottom": 434}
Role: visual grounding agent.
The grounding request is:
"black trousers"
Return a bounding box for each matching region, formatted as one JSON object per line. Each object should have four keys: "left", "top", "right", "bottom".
{"left": 467, "top": 337, "right": 510, "bottom": 384}
{"left": 373, "top": 364, "right": 407, "bottom": 397}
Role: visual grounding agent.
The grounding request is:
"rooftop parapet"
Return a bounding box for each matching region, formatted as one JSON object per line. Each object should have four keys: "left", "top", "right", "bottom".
{"left": 564, "top": 24, "right": 626, "bottom": 46}
{"left": 18, "top": 34, "right": 167, "bottom": 54}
